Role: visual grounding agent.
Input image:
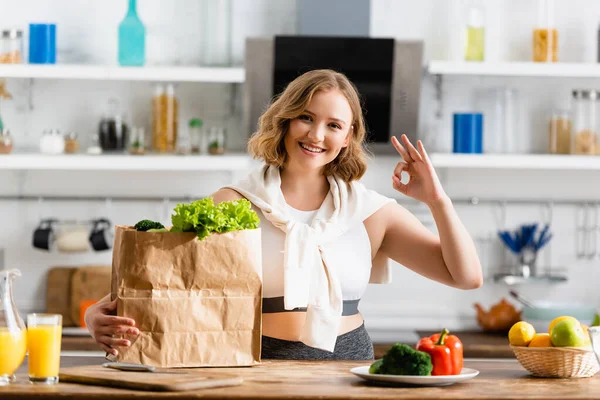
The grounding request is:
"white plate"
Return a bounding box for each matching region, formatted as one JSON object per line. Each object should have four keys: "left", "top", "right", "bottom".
{"left": 350, "top": 366, "right": 480, "bottom": 387}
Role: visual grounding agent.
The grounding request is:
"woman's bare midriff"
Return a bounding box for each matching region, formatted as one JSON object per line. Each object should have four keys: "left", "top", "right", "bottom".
{"left": 261, "top": 312, "right": 364, "bottom": 341}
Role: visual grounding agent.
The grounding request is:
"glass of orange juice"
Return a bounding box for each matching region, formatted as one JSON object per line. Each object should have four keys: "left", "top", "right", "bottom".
{"left": 26, "top": 314, "right": 62, "bottom": 384}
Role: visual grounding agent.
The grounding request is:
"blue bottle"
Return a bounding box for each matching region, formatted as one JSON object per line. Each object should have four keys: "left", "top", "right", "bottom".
{"left": 118, "top": 0, "right": 145, "bottom": 66}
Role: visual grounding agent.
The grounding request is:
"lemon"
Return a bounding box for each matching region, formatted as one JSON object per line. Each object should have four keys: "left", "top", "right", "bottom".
{"left": 528, "top": 333, "right": 553, "bottom": 347}
{"left": 548, "top": 316, "right": 578, "bottom": 334}
{"left": 508, "top": 321, "right": 536, "bottom": 346}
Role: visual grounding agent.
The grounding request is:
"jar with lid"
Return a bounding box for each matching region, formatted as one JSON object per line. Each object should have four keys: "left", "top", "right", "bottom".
{"left": 40, "top": 129, "right": 65, "bottom": 154}
{"left": 0, "top": 29, "right": 23, "bottom": 64}
{"left": 188, "top": 118, "right": 204, "bottom": 154}
{"left": 464, "top": 0, "right": 485, "bottom": 62}
{"left": 533, "top": 0, "right": 558, "bottom": 62}
{"left": 207, "top": 126, "right": 226, "bottom": 155}
{"left": 64, "top": 132, "right": 79, "bottom": 154}
{"left": 0, "top": 129, "right": 13, "bottom": 154}
{"left": 548, "top": 109, "right": 571, "bottom": 154}
{"left": 151, "top": 84, "right": 178, "bottom": 153}
{"left": 571, "top": 90, "right": 597, "bottom": 155}
{"left": 128, "top": 127, "right": 146, "bottom": 155}
{"left": 99, "top": 98, "right": 129, "bottom": 152}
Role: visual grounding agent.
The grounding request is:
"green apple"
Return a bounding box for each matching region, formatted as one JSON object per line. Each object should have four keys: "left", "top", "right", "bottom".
{"left": 551, "top": 319, "right": 587, "bottom": 347}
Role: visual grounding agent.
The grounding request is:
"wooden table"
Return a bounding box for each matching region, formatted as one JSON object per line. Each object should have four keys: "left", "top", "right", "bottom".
{"left": 2, "top": 356, "right": 599, "bottom": 399}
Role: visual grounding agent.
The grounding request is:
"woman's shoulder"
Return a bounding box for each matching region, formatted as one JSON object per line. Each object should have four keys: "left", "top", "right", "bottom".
{"left": 212, "top": 188, "right": 247, "bottom": 204}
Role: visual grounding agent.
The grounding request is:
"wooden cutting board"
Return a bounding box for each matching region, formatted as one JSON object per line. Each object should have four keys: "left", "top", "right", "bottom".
{"left": 59, "top": 365, "right": 244, "bottom": 392}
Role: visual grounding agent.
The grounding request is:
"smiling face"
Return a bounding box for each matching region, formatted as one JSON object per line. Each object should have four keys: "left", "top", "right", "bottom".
{"left": 283, "top": 89, "right": 353, "bottom": 173}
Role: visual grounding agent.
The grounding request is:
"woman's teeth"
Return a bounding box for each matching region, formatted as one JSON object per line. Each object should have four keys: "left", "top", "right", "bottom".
{"left": 300, "top": 143, "right": 325, "bottom": 153}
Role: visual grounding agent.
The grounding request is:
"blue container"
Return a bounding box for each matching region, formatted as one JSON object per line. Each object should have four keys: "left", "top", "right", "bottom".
{"left": 28, "top": 24, "right": 56, "bottom": 64}
{"left": 453, "top": 113, "right": 483, "bottom": 154}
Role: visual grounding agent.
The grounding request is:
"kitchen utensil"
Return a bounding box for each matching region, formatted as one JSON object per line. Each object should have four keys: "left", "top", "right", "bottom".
{"left": 350, "top": 366, "right": 479, "bottom": 387}
{"left": 575, "top": 204, "right": 597, "bottom": 260}
{"left": 103, "top": 362, "right": 188, "bottom": 375}
{"left": 509, "top": 290, "right": 536, "bottom": 309}
{"left": 59, "top": 365, "right": 243, "bottom": 391}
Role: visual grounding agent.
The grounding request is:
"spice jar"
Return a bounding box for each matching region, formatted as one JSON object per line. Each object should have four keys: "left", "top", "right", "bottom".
{"left": 571, "top": 90, "right": 598, "bottom": 155}
{"left": 207, "top": 127, "right": 226, "bottom": 155}
{"left": 0, "top": 129, "right": 13, "bottom": 154}
{"left": 0, "top": 29, "right": 23, "bottom": 64}
{"left": 128, "top": 127, "right": 146, "bottom": 155}
{"left": 40, "top": 129, "right": 65, "bottom": 154}
{"left": 188, "top": 118, "right": 204, "bottom": 154}
{"left": 548, "top": 109, "right": 571, "bottom": 154}
{"left": 64, "top": 132, "right": 79, "bottom": 154}
{"left": 533, "top": 0, "right": 558, "bottom": 62}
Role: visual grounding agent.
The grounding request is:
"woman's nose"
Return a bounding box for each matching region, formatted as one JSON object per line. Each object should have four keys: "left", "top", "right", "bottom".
{"left": 307, "top": 124, "right": 325, "bottom": 142}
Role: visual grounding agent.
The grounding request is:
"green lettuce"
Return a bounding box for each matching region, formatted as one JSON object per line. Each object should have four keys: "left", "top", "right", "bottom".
{"left": 170, "top": 197, "right": 260, "bottom": 240}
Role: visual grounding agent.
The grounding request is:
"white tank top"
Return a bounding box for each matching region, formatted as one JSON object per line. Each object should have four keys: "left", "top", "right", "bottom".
{"left": 254, "top": 203, "right": 373, "bottom": 301}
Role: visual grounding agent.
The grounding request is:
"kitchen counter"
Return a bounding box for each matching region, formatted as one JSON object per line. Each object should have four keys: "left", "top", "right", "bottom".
{"left": 2, "top": 356, "right": 599, "bottom": 399}
{"left": 64, "top": 330, "right": 513, "bottom": 359}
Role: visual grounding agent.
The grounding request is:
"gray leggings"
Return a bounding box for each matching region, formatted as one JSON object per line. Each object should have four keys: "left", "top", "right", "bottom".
{"left": 261, "top": 323, "right": 374, "bottom": 360}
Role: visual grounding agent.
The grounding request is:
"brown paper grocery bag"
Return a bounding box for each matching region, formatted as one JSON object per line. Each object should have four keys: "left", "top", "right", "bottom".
{"left": 109, "top": 225, "right": 262, "bottom": 368}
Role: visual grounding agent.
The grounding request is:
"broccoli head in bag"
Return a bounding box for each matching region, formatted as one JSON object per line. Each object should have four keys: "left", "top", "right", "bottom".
{"left": 370, "top": 343, "right": 433, "bottom": 376}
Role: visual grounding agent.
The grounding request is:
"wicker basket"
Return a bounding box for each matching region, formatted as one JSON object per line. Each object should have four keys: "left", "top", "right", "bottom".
{"left": 511, "top": 345, "right": 600, "bottom": 378}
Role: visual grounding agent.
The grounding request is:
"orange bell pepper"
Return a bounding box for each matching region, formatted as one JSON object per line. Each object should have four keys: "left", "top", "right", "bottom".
{"left": 416, "top": 328, "right": 464, "bottom": 376}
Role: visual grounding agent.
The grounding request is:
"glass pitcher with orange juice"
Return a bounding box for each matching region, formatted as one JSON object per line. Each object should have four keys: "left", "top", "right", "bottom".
{"left": 0, "top": 269, "right": 27, "bottom": 385}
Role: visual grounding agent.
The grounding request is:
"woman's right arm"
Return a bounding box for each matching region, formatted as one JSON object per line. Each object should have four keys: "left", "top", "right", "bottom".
{"left": 84, "top": 294, "right": 139, "bottom": 356}
{"left": 86, "top": 189, "right": 243, "bottom": 355}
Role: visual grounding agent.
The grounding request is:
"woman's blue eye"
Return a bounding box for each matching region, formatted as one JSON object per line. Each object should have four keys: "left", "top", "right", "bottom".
{"left": 329, "top": 124, "right": 341, "bottom": 130}
{"left": 299, "top": 115, "right": 312, "bottom": 121}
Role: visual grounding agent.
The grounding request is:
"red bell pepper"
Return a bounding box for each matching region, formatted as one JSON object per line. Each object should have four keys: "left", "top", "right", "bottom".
{"left": 416, "top": 328, "right": 464, "bottom": 376}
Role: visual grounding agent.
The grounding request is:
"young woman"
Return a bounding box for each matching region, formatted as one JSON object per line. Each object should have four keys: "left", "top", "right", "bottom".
{"left": 85, "top": 69, "right": 482, "bottom": 360}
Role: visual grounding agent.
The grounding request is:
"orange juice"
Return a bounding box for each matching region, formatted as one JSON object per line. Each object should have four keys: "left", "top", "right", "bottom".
{"left": 27, "top": 325, "right": 62, "bottom": 378}
{"left": 0, "top": 328, "right": 27, "bottom": 376}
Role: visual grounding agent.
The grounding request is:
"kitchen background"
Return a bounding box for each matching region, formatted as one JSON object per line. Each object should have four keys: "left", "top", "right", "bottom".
{"left": 1, "top": 0, "right": 600, "bottom": 343}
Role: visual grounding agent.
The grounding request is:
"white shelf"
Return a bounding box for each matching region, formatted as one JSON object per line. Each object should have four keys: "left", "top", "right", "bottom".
{"left": 0, "top": 64, "right": 245, "bottom": 83}
{"left": 430, "top": 153, "right": 600, "bottom": 170}
{"left": 0, "top": 153, "right": 252, "bottom": 171}
{"left": 428, "top": 61, "right": 600, "bottom": 78}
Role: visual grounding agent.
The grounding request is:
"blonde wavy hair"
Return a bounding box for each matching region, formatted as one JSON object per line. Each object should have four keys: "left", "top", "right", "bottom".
{"left": 247, "top": 69, "right": 369, "bottom": 182}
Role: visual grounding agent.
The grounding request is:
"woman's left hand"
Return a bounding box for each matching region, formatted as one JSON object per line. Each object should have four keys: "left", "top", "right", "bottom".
{"left": 391, "top": 134, "right": 448, "bottom": 206}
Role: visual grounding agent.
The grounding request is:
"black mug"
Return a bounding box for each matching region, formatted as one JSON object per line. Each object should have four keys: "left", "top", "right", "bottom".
{"left": 89, "top": 218, "right": 113, "bottom": 251}
{"left": 32, "top": 219, "right": 57, "bottom": 251}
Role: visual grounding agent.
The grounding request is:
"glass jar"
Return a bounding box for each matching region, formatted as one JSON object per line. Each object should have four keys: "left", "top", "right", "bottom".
{"left": 99, "top": 99, "right": 129, "bottom": 152}
{"left": 40, "top": 129, "right": 65, "bottom": 154}
{"left": 202, "top": 0, "right": 232, "bottom": 66}
{"left": 64, "top": 132, "right": 79, "bottom": 154}
{"left": 151, "top": 84, "right": 178, "bottom": 153}
{"left": 188, "top": 118, "right": 204, "bottom": 154}
{"left": 128, "top": 127, "right": 146, "bottom": 155}
{"left": 548, "top": 109, "right": 571, "bottom": 154}
{"left": 533, "top": 0, "right": 558, "bottom": 62}
{"left": 207, "top": 127, "right": 226, "bottom": 155}
{"left": 0, "top": 129, "right": 13, "bottom": 154}
{"left": 0, "top": 29, "right": 23, "bottom": 64}
{"left": 464, "top": 0, "right": 485, "bottom": 62}
{"left": 571, "top": 90, "right": 598, "bottom": 155}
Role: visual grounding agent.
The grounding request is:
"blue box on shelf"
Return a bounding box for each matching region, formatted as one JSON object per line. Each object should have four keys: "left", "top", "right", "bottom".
{"left": 453, "top": 113, "right": 483, "bottom": 154}
{"left": 29, "top": 23, "right": 56, "bottom": 64}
